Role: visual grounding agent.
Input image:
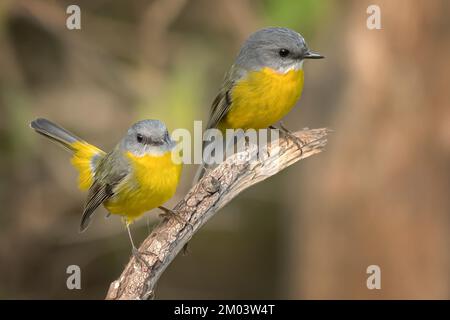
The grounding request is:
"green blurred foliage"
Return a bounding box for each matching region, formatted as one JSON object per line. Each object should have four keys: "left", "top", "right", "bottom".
{"left": 263, "top": 0, "right": 331, "bottom": 36}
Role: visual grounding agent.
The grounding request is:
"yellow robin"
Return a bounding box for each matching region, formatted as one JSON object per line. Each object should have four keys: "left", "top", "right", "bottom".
{"left": 196, "top": 27, "right": 323, "bottom": 181}
{"left": 30, "top": 118, "right": 183, "bottom": 253}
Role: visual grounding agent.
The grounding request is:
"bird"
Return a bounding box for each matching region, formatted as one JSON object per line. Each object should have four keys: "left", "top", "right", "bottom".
{"left": 30, "top": 118, "right": 183, "bottom": 257}
{"left": 195, "top": 27, "right": 324, "bottom": 182}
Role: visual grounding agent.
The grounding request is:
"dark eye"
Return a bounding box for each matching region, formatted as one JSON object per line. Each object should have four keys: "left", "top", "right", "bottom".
{"left": 279, "top": 48, "right": 290, "bottom": 57}
{"left": 136, "top": 134, "right": 144, "bottom": 143}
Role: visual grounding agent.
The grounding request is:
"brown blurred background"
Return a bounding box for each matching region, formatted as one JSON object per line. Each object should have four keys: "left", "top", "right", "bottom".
{"left": 0, "top": 0, "right": 449, "bottom": 299}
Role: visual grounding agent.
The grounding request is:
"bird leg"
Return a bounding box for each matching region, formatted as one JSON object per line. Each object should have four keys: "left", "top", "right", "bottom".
{"left": 270, "top": 122, "right": 304, "bottom": 155}
{"left": 126, "top": 222, "right": 154, "bottom": 270}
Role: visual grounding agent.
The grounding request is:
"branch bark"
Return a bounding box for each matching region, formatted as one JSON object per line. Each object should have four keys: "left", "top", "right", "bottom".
{"left": 105, "top": 128, "right": 330, "bottom": 300}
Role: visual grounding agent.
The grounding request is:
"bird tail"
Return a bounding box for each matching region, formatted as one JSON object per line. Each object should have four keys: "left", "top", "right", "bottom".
{"left": 192, "top": 133, "right": 233, "bottom": 186}
{"left": 31, "top": 118, "right": 82, "bottom": 151}
{"left": 30, "top": 118, "right": 105, "bottom": 190}
{"left": 192, "top": 135, "right": 217, "bottom": 186}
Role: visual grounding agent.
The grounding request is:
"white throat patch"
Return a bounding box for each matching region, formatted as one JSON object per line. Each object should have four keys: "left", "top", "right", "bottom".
{"left": 278, "top": 60, "right": 304, "bottom": 74}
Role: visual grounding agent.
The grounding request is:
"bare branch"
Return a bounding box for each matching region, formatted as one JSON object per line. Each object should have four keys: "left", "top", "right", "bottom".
{"left": 105, "top": 128, "right": 330, "bottom": 300}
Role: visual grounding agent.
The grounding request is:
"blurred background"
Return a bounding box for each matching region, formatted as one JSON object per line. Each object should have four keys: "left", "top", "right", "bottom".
{"left": 0, "top": 0, "right": 449, "bottom": 299}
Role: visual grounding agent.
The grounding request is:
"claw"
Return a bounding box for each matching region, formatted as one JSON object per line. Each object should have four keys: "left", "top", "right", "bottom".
{"left": 158, "top": 206, "right": 194, "bottom": 231}
{"left": 273, "top": 122, "right": 304, "bottom": 156}
{"left": 132, "top": 247, "right": 153, "bottom": 270}
{"left": 125, "top": 222, "right": 155, "bottom": 270}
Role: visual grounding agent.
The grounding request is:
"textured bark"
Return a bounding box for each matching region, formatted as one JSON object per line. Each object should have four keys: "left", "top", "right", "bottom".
{"left": 105, "top": 128, "right": 329, "bottom": 300}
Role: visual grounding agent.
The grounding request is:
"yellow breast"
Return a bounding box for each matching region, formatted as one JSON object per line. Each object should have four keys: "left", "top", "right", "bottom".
{"left": 104, "top": 151, "right": 182, "bottom": 222}
{"left": 219, "top": 67, "right": 304, "bottom": 130}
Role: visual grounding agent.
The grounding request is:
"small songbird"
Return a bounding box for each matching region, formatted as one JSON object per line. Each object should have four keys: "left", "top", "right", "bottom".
{"left": 30, "top": 118, "right": 183, "bottom": 253}
{"left": 195, "top": 27, "right": 323, "bottom": 182}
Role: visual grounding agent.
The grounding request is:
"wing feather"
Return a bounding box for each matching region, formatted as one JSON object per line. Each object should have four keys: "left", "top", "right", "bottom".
{"left": 79, "top": 148, "right": 130, "bottom": 232}
{"left": 80, "top": 182, "right": 113, "bottom": 232}
{"left": 194, "top": 67, "right": 243, "bottom": 184}
{"left": 206, "top": 66, "right": 242, "bottom": 129}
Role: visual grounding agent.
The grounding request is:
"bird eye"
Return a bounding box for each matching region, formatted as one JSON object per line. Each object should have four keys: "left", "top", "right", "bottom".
{"left": 136, "top": 134, "right": 144, "bottom": 143}
{"left": 279, "top": 48, "right": 290, "bottom": 57}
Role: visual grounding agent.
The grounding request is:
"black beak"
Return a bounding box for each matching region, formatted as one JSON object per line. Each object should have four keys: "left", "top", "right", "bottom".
{"left": 303, "top": 51, "right": 324, "bottom": 59}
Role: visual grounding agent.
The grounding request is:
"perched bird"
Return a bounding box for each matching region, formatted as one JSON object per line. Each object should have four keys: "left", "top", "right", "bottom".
{"left": 30, "top": 118, "right": 183, "bottom": 254}
{"left": 196, "top": 27, "right": 323, "bottom": 181}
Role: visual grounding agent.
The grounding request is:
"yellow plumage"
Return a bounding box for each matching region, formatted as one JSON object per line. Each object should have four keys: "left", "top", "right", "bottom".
{"left": 104, "top": 151, "right": 182, "bottom": 222}
{"left": 31, "top": 117, "right": 182, "bottom": 233}
{"left": 69, "top": 141, "right": 181, "bottom": 223}
{"left": 219, "top": 67, "right": 304, "bottom": 130}
{"left": 70, "top": 141, "right": 105, "bottom": 190}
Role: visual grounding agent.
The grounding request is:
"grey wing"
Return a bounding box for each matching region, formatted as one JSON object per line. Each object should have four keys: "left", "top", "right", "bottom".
{"left": 80, "top": 182, "right": 113, "bottom": 232}
{"left": 194, "top": 67, "right": 242, "bottom": 184}
{"left": 206, "top": 66, "right": 242, "bottom": 130}
{"left": 79, "top": 149, "right": 130, "bottom": 232}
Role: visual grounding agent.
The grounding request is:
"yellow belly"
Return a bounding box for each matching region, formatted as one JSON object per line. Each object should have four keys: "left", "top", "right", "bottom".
{"left": 104, "top": 151, "right": 182, "bottom": 222}
{"left": 219, "top": 67, "right": 304, "bottom": 130}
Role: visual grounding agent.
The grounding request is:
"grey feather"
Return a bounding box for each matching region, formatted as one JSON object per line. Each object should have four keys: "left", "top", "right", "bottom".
{"left": 79, "top": 145, "right": 130, "bottom": 231}
{"left": 235, "top": 27, "right": 309, "bottom": 72}
{"left": 80, "top": 182, "right": 113, "bottom": 232}
{"left": 30, "top": 118, "right": 83, "bottom": 152}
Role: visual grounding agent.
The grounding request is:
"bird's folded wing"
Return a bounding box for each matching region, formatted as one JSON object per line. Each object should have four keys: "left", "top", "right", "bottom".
{"left": 80, "top": 181, "right": 114, "bottom": 232}
{"left": 206, "top": 66, "right": 241, "bottom": 130}
{"left": 79, "top": 151, "right": 129, "bottom": 231}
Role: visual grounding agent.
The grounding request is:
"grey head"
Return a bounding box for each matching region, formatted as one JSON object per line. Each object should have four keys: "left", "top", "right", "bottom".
{"left": 235, "top": 27, "right": 323, "bottom": 73}
{"left": 121, "top": 119, "right": 175, "bottom": 156}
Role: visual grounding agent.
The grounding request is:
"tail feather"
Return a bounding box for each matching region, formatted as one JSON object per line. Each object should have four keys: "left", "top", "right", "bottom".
{"left": 193, "top": 134, "right": 230, "bottom": 186}
{"left": 30, "top": 118, "right": 82, "bottom": 151}
{"left": 193, "top": 130, "right": 247, "bottom": 186}
{"left": 30, "top": 118, "right": 105, "bottom": 190}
